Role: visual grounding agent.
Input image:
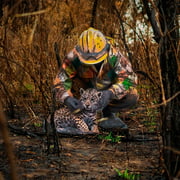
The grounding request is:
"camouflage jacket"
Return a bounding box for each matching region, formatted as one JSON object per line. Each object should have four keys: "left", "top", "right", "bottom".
{"left": 53, "top": 42, "right": 138, "bottom": 103}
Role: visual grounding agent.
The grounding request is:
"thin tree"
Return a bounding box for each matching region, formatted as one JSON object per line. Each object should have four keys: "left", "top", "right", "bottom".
{"left": 142, "top": 0, "right": 180, "bottom": 179}
{"left": 0, "top": 103, "right": 18, "bottom": 180}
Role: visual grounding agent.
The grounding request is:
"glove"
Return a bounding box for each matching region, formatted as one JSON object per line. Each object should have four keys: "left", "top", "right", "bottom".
{"left": 64, "top": 96, "right": 83, "bottom": 113}
{"left": 101, "top": 90, "right": 114, "bottom": 108}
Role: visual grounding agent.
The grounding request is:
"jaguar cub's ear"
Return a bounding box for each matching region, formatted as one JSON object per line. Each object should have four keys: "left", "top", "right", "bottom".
{"left": 97, "top": 91, "right": 102, "bottom": 97}
{"left": 80, "top": 88, "right": 85, "bottom": 95}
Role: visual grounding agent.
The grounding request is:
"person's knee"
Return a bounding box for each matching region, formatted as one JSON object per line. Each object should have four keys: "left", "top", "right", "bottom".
{"left": 128, "top": 93, "right": 139, "bottom": 107}
{"left": 107, "top": 93, "right": 138, "bottom": 112}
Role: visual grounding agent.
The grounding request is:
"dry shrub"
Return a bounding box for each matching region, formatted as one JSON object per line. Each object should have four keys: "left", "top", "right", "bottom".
{"left": 0, "top": 0, "right": 160, "bottom": 122}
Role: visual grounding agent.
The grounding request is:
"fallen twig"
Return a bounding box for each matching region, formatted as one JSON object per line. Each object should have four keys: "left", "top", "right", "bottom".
{"left": 8, "top": 124, "right": 43, "bottom": 139}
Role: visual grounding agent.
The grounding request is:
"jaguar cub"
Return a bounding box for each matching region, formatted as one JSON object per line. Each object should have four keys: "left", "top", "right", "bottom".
{"left": 53, "top": 88, "right": 103, "bottom": 135}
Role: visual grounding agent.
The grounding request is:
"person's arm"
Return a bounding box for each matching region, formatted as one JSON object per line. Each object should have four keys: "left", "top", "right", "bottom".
{"left": 53, "top": 50, "right": 77, "bottom": 103}
{"left": 109, "top": 51, "right": 138, "bottom": 100}
{"left": 99, "top": 48, "right": 138, "bottom": 108}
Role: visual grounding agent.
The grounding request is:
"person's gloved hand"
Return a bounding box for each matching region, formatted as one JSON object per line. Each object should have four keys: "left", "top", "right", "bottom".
{"left": 101, "top": 90, "right": 114, "bottom": 108}
{"left": 64, "top": 96, "right": 83, "bottom": 113}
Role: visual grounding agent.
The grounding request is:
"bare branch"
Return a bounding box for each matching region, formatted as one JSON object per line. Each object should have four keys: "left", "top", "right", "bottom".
{"left": 142, "top": 0, "right": 163, "bottom": 42}
{"left": 128, "top": 91, "right": 180, "bottom": 113}
{"left": 113, "top": 4, "right": 132, "bottom": 61}
{"left": 14, "top": 7, "right": 52, "bottom": 17}
{"left": 90, "top": 0, "right": 98, "bottom": 27}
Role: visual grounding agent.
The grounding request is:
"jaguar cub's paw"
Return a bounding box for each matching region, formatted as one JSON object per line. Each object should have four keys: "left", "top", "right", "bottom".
{"left": 56, "top": 127, "right": 85, "bottom": 135}
{"left": 91, "top": 124, "right": 100, "bottom": 134}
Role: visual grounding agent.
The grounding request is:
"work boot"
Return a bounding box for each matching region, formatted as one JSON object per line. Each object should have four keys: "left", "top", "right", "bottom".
{"left": 98, "top": 113, "right": 128, "bottom": 131}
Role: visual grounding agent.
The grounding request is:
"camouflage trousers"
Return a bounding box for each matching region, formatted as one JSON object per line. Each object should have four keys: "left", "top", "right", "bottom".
{"left": 103, "top": 88, "right": 139, "bottom": 117}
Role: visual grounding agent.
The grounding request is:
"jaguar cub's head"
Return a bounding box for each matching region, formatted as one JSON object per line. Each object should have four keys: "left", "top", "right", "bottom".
{"left": 80, "top": 88, "right": 102, "bottom": 112}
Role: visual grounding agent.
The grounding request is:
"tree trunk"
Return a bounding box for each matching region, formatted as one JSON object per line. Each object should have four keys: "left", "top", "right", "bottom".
{"left": 143, "top": 0, "right": 180, "bottom": 178}
{"left": 158, "top": 1, "right": 180, "bottom": 178}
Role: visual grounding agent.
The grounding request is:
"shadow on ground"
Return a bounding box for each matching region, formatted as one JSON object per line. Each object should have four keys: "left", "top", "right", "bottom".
{"left": 0, "top": 116, "right": 163, "bottom": 180}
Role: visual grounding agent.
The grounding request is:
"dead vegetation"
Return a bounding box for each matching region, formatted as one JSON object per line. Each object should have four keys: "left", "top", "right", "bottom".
{"left": 0, "top": 0, "right": 160, "bottom": 111}
{"left": 0, "top": 0, "right": 168, "bottom": 179}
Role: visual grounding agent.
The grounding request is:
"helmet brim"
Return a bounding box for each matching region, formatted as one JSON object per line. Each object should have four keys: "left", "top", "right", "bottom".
{"left": 75, "top": 43, "right": 109, "bottom": 65}
{"left": 78, "top": 52, "right": 108, "bottom": 65}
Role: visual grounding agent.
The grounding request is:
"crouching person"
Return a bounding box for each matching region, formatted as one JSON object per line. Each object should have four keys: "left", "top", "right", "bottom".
{"left": 53, "top": 27, "right": 139, "bottom": 131}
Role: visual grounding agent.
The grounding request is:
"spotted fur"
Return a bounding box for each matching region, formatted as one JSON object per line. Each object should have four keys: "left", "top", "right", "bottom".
{"left": 54, "top": 88, "right": 103, "bottom": 134}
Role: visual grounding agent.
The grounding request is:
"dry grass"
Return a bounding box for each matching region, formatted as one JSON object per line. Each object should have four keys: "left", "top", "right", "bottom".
{"left": 0, "top": 0, "right": 160, "bottom": 122}
{"left": 0, "top": 1, "right": 165, "bottom": 179}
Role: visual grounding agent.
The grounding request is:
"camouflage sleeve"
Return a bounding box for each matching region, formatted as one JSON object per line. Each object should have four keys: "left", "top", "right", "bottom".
{"left": 53, "top": 50, "right": 77, "bottom": 103}
{"left": 109, "top": 51, "right": 138, "bottom": 100}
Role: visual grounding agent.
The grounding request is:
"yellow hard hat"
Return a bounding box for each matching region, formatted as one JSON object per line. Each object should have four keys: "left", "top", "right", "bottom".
{"left": 75, "top": 27, "right": 110, "bottom": 65}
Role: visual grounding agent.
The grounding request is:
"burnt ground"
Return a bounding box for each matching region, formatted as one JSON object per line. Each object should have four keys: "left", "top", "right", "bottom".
{"left": 0, "top": 108, "right": 164, "bottom": 180}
